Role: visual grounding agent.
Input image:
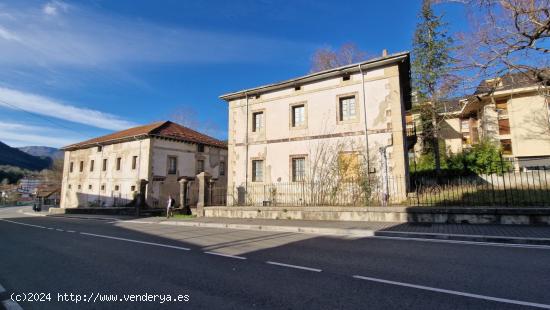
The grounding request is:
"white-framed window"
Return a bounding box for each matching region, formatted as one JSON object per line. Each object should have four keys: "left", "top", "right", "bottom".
{"left": 339, "top": 96, "right": 357, "bottom": 121}
{"left": 252, "top": 160, "right": 263, "bottom": 182}
{"left": 252, "top": 111, "right": 264, "bottom": 132}
{"left": 292, "top": 105, "right": 305, "bottom": 127}
{"left": 292, "top": 157, "right": 306, "bottom": 182}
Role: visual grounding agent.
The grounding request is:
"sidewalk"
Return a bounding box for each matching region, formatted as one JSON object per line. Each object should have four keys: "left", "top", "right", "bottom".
{"left": 131, "top": 217, "right": 550, "bottom": 245}
{"left": 30, "top": 209, "right": 550, "bottom": 245}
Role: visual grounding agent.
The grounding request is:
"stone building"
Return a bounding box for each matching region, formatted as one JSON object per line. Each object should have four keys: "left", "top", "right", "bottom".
{"left": 60, "top": 121, "right": 227, "bottom": 208}
{"left": 220, "top": 52, "right": 412, "bottom": 205}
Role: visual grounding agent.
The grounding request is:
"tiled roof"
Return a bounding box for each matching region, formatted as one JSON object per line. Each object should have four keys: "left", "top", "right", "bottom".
{"left": 63, "top": 121, "right": 226, "bottom": 150}
{"left": 474, "top": 71, "right": 542, "bottom": 95}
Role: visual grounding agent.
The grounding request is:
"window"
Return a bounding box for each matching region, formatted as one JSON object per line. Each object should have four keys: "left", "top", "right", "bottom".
{"left": 220, "top": 161, "right": 225, "bottom": 176}
{"left": 196, "top": 159, "right": 205, "bottom": 174}
{"left": 339, "top": 96, "right": 357, "bottom": 121}
{"left": 252, "top": 160, "right": 263, "bottom": 182}
{"left": 78, "top": 185, "right": 81, "bottom": 190}
{"left": 385, "top": 109, "right": 391, "bottom": 117}
{"left": 68, "top": 184, "right": 72, "bottom": 189}
{"left": 461, "top": 119, "right": 470, "bottom": 132}
{"left": 197, "top": 144, "right": 205, "bottom": 152}
{"left": 501, "top": 139, "right": 513, "bottom": 155}
{"left": 386, "top": 122, "right": 392, "bottom": 131}
{"left": 101, "top": 184, "right": 105, "bottom": 191}
{"left": 79, "top": 161, "right": 84, "bottom": 172}
{"left": 116, "top": 157, "right": 121, "bottom": 171}
{"left": 498, "top": 119, "right": 511, "bottom": 135}
{"left": 88, "top": 184, "right": 92, "bottom": 190}
{"left": 294, "top": 85, "right": 301, "bottom": 91}
{"left": 168, "top": 156, "right": 177, "bottom": 175}
{"left": 496, "top": 100, "right": 508, "bottom": 116}
{"left": 131, "top": 185, "right": 136, "bottom": 191}
{"left": 252, "top": 111, "right": 264, "bottom": 132}
{"left": 132, "top": 156, "right": 138, "bottom": 170}
{"left": 69, "top": 162, "right": 74, "bottom": 173}
{"left": 97, "top": 146, "right": 102, "bottom": 152}
{"left": 338, "top": 152, "right": 360, "bottom": 181}
{"left": 342, "top": 75, "right": 351, "bottom": 81}
{"left": 115, "top": 185, "right": 119, "bottom": 191}
{"left": 292, "top": 104, "right": 306, "bottom": 127}
{"left": 90, "top": 160, "right": 94, "bottom": 172}
{"left": 102, "top": 159, "right": 107, "bottom": 171}
{"left": 292, "top": 157, "right": 306, "bottom": 182}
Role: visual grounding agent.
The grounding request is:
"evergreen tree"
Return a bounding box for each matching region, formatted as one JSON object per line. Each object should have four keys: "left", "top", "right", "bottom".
{"left": 411, "top": 0, "right": 454, "bottom": 174}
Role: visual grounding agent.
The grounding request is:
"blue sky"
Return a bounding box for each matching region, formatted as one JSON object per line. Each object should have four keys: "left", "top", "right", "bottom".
{"left": 0, "top": 0, "right": 468, "bottom": 148}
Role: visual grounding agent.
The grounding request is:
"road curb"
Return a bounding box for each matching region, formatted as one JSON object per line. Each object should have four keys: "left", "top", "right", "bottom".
{"left": 375, "top": 231, "right": 550, "bottom": 246}
{"left": 137, "top": 220, "right": 376, "bottom": 237}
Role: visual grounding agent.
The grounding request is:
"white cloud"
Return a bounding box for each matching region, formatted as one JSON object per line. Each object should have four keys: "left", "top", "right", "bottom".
{"left": 0, "top": 87, "right": 136, "bottom": 131}
{"left": 42, "top": 1, "right": 69, "bottom": 16}
{"left": 0, "top": 2, "right": 312, "bottom": 68}
{"left": 0, "top": 25, "right": 20, "bottom": 42}
{"left": 0, "top": 122, "right": 86, "bottom": 148}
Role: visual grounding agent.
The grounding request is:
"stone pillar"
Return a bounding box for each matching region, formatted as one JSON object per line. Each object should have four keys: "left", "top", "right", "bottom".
{"left": 179, "top": 178, "right": 190, "bottom": 215}
{"left": 196, "top": 172, "right": 211, "bottom": 217}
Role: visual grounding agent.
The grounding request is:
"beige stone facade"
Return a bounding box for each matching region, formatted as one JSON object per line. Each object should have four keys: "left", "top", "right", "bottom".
{"left": 437, "top": 86, "right": 550, "bottom": 169}
{"left": 60, "top": 122, "right": 227, "bottom": 208}
{"left": 221, "top": 52, "right": 412, "bottom": 204}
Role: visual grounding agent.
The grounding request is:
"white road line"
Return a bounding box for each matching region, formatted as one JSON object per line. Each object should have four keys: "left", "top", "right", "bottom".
{"left": 204, "top": 251, "right": 247, "bottom": 260}
{"left": 266, "top": 261, "right": 322, "bottom": 272}
{"left": 80, "top": 232, "right": 191, "bottom": 251}
{"left": 0, "top": 219, "right": 46, "bottom": 229}
{"left": 55, "top": 229, "right": 64, "bottom": 232}
{"left": 66, "top": 230, "right": 76, "bottom": 233}
{"left": 372, "top": 235, "right": 550, "bottom": 250}
{"left": 47, "top": 228, "right": 53, "bottom": 230}
{"left": 353, "top": 275, "right": 550, "bottom": 309}
{"left": 2, "top": 299, "right": 23, "bottom": 310}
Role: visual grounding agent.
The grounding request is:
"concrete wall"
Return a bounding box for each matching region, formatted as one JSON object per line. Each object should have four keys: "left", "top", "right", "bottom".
{"left": 226, "top": 64, "right": 409, "bottom": 204}
{"left": 61, "top": 138, "right": 151, "bottom": 208}
{"left": 508, "top": 93, "right": 550, "bottom": 157}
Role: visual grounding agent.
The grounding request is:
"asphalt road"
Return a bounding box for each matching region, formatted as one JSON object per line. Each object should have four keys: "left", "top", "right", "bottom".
{"left": 0, "top": 206, "right": 549, "bottom": 310}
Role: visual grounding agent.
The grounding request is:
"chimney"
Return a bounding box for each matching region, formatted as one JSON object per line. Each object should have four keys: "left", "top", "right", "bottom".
{"left": 382, "top": 49, "right": 388, "bottom": 57}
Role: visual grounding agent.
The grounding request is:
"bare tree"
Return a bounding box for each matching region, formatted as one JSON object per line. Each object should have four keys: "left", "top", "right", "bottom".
{"left": 310, "top": 43, "right": 368, "bottom": 73}
{"left": 456, "top": 0, "right": 550, "bottom": 93}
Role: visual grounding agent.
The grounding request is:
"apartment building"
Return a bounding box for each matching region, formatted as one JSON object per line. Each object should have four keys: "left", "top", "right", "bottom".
{"left": 220, "top": 52, "right": 412, "bottom": 204}
{"left": 60, "top": 121, "right": 227, "bottom": 208}
{"left": 413, "top": 73, "right": 550, "bottom": 170}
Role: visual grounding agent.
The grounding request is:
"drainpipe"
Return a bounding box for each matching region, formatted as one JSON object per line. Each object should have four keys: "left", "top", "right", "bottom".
{"left": 244, "top": 93, "right": 249, "bottom": 192}
{"left": 359, "top": 65, "right": 371, "bottom": 173}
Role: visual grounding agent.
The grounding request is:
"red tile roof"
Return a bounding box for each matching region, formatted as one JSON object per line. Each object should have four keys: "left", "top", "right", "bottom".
{"left": 63, "top": 121, "right": 226, "bottom": 150}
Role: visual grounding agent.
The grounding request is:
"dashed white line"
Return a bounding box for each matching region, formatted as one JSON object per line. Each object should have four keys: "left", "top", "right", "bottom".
{"left": 266, "top": 261, "right": 322, "bottom": 272}
{"left": 0, "top": 219, "right": 46, "bottom": 229}
{"left": 2, "top": 299, "right": 23, "bottom": 310}
{"left": 47, "top": 228, "right": 53, "bottom": 230}
{"left": 204, "top": 251, "right": 247, "bottom": 260}
{"left": 353, "top": 275, "right": 550, "bottom": 309}
{"left": 67, "top": 230, "right": 76, "bottom": 233}
{"left": 79, "top": 232, "right": 191, "bottom": 251}
{"left": 55, "top": 229, "right": 64, "bottom": 232}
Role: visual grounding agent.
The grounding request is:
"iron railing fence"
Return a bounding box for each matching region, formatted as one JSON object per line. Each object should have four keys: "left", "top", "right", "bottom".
{"left": 226, "top": 167, "right": 550, "bottom": 207}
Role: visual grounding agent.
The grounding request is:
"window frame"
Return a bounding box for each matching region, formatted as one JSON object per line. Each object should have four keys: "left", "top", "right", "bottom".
{"left": 102, "top": 159, "right": 108, "bottom": 171}
{"left": 196, "top": 159, "right": 205, "bottom": 174}
{"left": 336, "top": 93, "right": 360, "bottom": 124}
{"left": 290, "top": 155, "right": 307, "bottom": 182}
{"left": 219, "top": 161, "right": 225, "bottom": 176}
{"left": 251, "top": 110, "right": 265, "bottom": 133}
{"left": 116, "top": 157, "right": 121, "bottom": 171}
{"left": 132, "top": 156, "right": 138, "bottom": 170}
{"left": 69, "top": 162, "right": 74, "bottom": 173}
{"left": 167, "top": 156, "right": 178, "bottom": 175}
{"left": 90, "top": 160, "right": 94, "bottom": 172}
{"left": 251, "top": 159, "right": 264, "bottom": 182}
{"left": 79, "top": 161, "right": 84, "bottom": 173}
{"left": 290, "top": 102, "right": 307, "bottom": 129}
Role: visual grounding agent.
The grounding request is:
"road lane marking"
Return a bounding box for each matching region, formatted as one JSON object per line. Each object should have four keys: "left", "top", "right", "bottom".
{"left": 0, "top": 219, "right": 46, "bottom": 229}
{"left": 266, "top": 261, "right": 322, "bottom": 272}
{"left": 67, "top": 230, "right": 76, "bottom": 233}
{"left": 56, "top": 229, "right": 64, "bottom": 232}
{"left": 373, "top": 235, "right": 550, "bottom": 250}
{"left": 1, "top": 299, "right": 23, "bottom": 310}
{"left": 204, "top": 251, "right": 247, "bottom": 260}
{"left": 353, "top": 275, "right": 550, "bottom": 309}
{"left": 79, "top": 232, "right": 191, "bottom": 251}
